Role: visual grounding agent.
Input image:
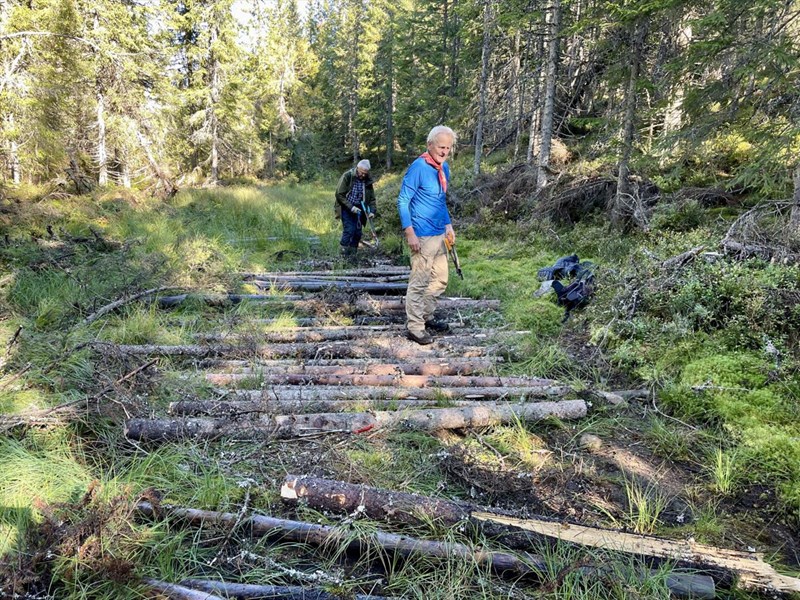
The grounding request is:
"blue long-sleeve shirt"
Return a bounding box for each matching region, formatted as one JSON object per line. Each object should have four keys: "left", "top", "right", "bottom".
{"left": 397, "top": 157, "right": 451, "bottom": 236}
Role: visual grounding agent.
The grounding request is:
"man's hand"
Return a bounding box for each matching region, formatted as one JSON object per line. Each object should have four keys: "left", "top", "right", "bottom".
{"left": 445, "top": 224, "right": 455, "bottom": 245}
{"left": 368, "top": 212, "right": 375, "bottom": 219}
{"left": 404, "top": 226, "right": 420, "bottom": 253}
{"left": 350, "top": 205, "right": 362, "bottom": 215}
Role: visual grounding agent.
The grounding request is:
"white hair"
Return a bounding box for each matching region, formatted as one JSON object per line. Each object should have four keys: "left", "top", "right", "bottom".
{"left": 427, "top": 125, "right": 456, "bottom": 146}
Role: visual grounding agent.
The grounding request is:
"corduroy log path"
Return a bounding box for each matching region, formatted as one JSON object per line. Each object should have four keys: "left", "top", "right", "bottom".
{"left": 121, "top": 264, "right": 589, "bottom": 442}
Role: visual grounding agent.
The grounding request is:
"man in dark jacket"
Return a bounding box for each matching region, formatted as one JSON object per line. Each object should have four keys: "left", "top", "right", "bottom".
{"left": 335, "top": 159, "right": 378, "bottom": 258}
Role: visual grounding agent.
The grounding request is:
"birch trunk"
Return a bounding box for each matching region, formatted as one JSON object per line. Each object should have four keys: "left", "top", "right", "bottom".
{"left": 473, "top": 0, "right": 492, "bottom": 176}
{"left": 536, "top": 0, "right": 561, "bottom": 189}
{"left": 96, "top": 91, "right": 108, "bottom": 185}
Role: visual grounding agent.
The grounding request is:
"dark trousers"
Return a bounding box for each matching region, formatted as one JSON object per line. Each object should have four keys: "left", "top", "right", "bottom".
{"left": 340, "top": 208, "right": 362, "bottom": 249}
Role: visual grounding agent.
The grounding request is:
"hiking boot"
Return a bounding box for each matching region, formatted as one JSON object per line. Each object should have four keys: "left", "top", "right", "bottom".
{"left": 406, "top": 329, "right": 434, "bottom": 345}
{"left": 425, "top": 319, "right": 450, "bottom": 333}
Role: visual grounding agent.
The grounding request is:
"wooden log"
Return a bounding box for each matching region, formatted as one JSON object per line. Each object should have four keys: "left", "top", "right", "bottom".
{"left": 253, "top": 316, "right": 405, "bottom": 326}
{"left": 180, "top": 580, "right": 388, "bottom": 600}
{"left": 251, "top": 280, "right": 408, "bottom": 294}
{"left": 83, "top": 286, "right": 182, "bottom": 325}
{"left": 135, "top": 501, "right": 545, "bottom": 576}
{"left": 205, "top": 358, "right": 498, "bottom": 376}
{"left": 169, "top": 398, "right": 486, "bottom": 416}
{"left": 156, "top": 293, "right": 303, "bottom": 308}
{"left": 206, "top": 372, "right": 557, "bottom": 388}
{"left": 197, "top": 357, "right": 501, "bottom": 373}
{"left": 248, "top": 273, "right": 409, "bottom": 283}
{"left": 282, "top": 475, "right": 472, "bottom": 527}
{"left": 145, "top": 578, "right": 226, "bottom": 600}
{"left": 280, "top": 476, "right": 716, "bottom": 599}
{"left": 195, "top": 326, "right": 405, "bottom": 344}
{"left": 355, "top": 297, "right": 500, "bottom": 313}
{"left": 471, "top": 513, "right": 800, "bottom": 595}
{"left": 240, "top": 267, "right": 411, "bottom": 278}
{"left": 125, "top": 400, "right": 586, "bottom": 441}
{"left": 224, "top": 384, "right": 572, "bottom": 402}
{"left": 92, "top": 340, "right": 489, "bottom": 360}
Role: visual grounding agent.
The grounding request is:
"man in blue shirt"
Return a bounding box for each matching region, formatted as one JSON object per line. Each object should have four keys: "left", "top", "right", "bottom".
{"left": 397, "top": 126, "right": 456, "bottom": 345}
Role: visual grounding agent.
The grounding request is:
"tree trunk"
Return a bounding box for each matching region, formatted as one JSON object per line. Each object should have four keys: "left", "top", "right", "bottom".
{"left": 473, "top": 0, "right": 492, "bottom": 176}
{"left": 612, "top": 17, "right": 648, "bottom": 227}
{"left": 663, "top": 20, "right": 692, "bottom": 134}
{"left": 385, "top": 8, "right": 395, "bottom": 169}
{"left": 249, "top": 279, "right": 408, "bottom": 294}
{"left": 789, "top": 162, "right": 800, "bottom": 240}
{"left": 96, "top": 91, "right": 108, "bottom": 185}
{"left": 136, "top": 501, "right": 545, "bottom": 576}
{"left": 536, "top": 0, "right": 561, "bottom": 189}
{"left": 526, "top": 27, "right": 545, "bottom": 166}
{"left": 209, "top": 21, "right": 220, "bottom": 183}
{"left": 125, "top": 400, "right": 586, "bottom": 441}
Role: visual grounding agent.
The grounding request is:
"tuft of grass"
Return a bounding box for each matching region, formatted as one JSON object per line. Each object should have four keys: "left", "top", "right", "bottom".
{"left": 707, "top": 447, "right": 741, "bottom": 496}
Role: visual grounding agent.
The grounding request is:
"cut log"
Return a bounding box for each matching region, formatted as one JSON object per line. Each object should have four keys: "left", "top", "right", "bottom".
{"left": 204, "top": 358, "right": 498, "bottom": 377}
{"left": 251, "top": 280, "right": 408, "bottom": 294}
{"left": 136, "top": 501, "right": 545, "bottom": 576}
{"left": 224, "top": 384, "right": 572, "bottom": 402}
{"left": 355, "top": 297, "right": 500, "bottom": 313}
{"left": 125, "top": 400, "right": 586, "bottom": 441}
{"left": 156, "top": 293, "right": 303, "bottom": 308}
{"left": 281, "top": 474, "right": 473, "bottom": 527}
{"left": 195, "top": 326, "right": 405, "bottom": 344}
{"left": 240, "top": 267, "right": 410, "bottom": 278}
{"left": 198, "top": 357, "right": 501, "bottom": 374}
{"left": 145, "top": 578, "right": 226, "bottom": 600}
{"left": 82, "top": 286, "right": 182, "bottom": 325}
{"left": 249, "top": 274, "right": 409, "bottom": 283}
{"left": 168, "top": 398, "right": 486, "bottom": 416}
{"left": 278, "top": 476, "right": 716, "bottom": 599}
{"left": 471, "top": 512, "right": 800, "bottom": 595}
{"left": 180, "top": 580, "right": 388, "bottom": 600}
{"left": 92, "top": 341, "right": 489, "bottom": 360}
{"left": 253, "top": 316, "right": 405, "bottom": 326}
{"left": 207, "top": 372, "right": 557, "bottom": 388}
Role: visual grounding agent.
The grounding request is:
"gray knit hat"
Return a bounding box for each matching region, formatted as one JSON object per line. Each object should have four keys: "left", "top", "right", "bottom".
{"left": 357, "top": 159, "right": 371, "bottom": 171}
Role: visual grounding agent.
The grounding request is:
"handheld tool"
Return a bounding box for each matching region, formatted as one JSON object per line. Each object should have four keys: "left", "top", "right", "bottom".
{"left": 444, "top": 237, "right": 463, "bottom": 279}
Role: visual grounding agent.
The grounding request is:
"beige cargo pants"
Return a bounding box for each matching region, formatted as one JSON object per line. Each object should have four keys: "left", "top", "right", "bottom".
{"left": 406, "top": 234, "right": 449, "bottom": 335}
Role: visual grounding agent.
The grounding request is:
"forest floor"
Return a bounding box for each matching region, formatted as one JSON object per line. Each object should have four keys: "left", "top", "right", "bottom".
{"left": 0, "top": 177, "right": 799, "bottom": 599}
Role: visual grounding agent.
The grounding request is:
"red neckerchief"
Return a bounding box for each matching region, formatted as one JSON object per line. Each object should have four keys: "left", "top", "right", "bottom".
{"left": 420, "top": 152, "right": 447, "bottom": 194}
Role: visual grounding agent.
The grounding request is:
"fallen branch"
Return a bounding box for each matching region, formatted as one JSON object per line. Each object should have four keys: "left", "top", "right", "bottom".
{"left": 125, "top": 400, "right": 586, "bottom": 441}
{"left": 82, "top": 286, "right": 180, "bottom": 325}
{"left": 661, "top": 246, "right": 705, "bottom": 270}
{"left": 180, "top": 579, "right": 389, "bottom": 600}
{"left": 136, "top": 501, "right": 545, "bottom": 576}
{"left": 145, "top": 579, "right": 225, "bottom": 600}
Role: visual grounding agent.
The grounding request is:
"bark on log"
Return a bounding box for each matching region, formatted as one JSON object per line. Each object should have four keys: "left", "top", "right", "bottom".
{"left": 156, "top": 293, "right": 303, "bottom": 308}
{"left": 145, "top": 578, "right": 226, "bottom": 600}
{"left": 169, "top": 398, "right": 486, "bottom": 416}
{"left": 198, "top": 357, "right": 501, "bottom": 373}
{"left": 247, "top": 273, "right": 409, "bottom": 283}
{"left": 135, "top": 501, "right": 545, "bottom": 576}
{"left": 355, "top": 297, "right": 500, "bottom": 313}
{"left": 180, "top": 580, "right": 388, "bottom": 600}
{"left": 125, "top": 400, "right": 586, "bottom": 441}
{"left": 224, "top": 385, "right": 571, "bottom": 402}
{"left": 93, "top": 340, "right": 489, "bottom": 360}
{"left": 252, "top": 280, "right": 408, "bottom": 294}
{"left": 472, "top": 513, "right": 800, "bottom": 595}
{"left": 195, "top": 326, "right": 407, "bottom": 344}
{"left": 279, "top": 476, "right": 716, "bottom": 599}
{"left": 207, "top": 372, "right": 556, "bottom": 388}
{"left": 206, "top": 358, "right": 498, "bottom": 377}
{"left": 240, "top": 267, "right": 411, "bottom": 279}
{"left": 253, "top": 316, "right": 404, "bottom": 326}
